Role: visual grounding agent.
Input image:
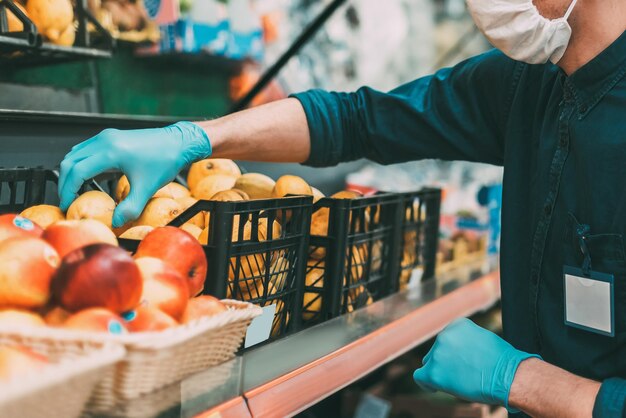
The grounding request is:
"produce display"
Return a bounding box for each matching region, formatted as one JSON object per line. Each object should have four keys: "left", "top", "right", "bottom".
{"left": 181, "top": 159, "right": 314, "bottom": 337}
{"left": 1, "top": 159, "right": 438, "bottom": 342}
{"left": 4, "top": 159, "right": 318, "bottom": 339}
{"left": 0, "top": 205, "right": 226, "bottom": 335}
{"left": 4, "top": 0, "right": 76, "bottom": 46}
{"left": 304, "top": 189, "right": 377, "bottom": 321}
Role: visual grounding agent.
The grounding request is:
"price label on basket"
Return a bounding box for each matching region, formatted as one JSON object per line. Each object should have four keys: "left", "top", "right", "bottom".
{"left": 244, "top": 304, "right": 277, "bottom": 348}
{"left": 407, "top": 267, "right": 424, "bottom": 289}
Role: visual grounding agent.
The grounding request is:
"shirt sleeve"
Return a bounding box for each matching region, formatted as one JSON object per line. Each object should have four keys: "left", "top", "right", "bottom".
{"left": 593, "top": 378, "right": 626, "bottom": 418}
{"left": 291, "top": 49, "right": 524, "bottom": 168}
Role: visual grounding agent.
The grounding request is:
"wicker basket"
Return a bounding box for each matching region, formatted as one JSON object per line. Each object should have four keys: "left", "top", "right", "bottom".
{"left": 85, "top": 360, "right": 236, "bottom": 418}
{"left": 94, "top": 300, "right": 260, "bottom": 406}
{"left": 0, "top": 338, "right": 124, "bottom": 418}
{"left": 0, "top": 300, "right": 260, "bottom": 410}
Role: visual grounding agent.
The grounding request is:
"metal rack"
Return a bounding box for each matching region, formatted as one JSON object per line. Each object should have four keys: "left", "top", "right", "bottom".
{"left": 0, "top": 0, "right": 113, "bottom": 67}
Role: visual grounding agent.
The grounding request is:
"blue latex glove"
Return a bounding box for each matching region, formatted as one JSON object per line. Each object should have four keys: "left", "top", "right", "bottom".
{"left": 59, "top": 122, "right": 211, "bottom": 228}
{"left": 413, "top": 318, "right": 541, "bottom": 411}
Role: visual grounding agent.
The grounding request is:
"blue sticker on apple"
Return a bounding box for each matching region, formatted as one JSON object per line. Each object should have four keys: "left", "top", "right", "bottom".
{"left": 108, "top": 320, "right": 125, "bottom": 334}
{"left": 121, "top": 311, "right": 136, "bottom": 321}
{"left": 13, "top": 216, "right": 34, "bottom": 231}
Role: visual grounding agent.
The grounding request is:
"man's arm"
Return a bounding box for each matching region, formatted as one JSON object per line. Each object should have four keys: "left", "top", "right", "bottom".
{"left": 509, "top": 358, "right": 600, "bottom": 418}
{"left": 59, "top": 50, "right": 522, "bottom": 225}
{"left": 412, "top": 319, "right": 626, "bottom": 418}
{"left": 196, "top": 98, "right": 312, "bottom": 163}
{"left": 202, "top": 49, "right": 521, "bottom": 168}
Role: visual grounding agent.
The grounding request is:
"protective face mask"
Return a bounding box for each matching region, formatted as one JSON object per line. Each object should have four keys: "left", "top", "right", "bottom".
{"left": 466, "top": 0, "right": 578, "bottom": 64}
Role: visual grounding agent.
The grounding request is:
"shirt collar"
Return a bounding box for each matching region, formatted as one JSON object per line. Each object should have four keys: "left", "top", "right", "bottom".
{"left": 563, "top": 30, "right": 626, "bottom": 119}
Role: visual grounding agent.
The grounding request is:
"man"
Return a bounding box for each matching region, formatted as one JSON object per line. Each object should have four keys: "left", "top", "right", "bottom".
{"left": 59, "top": 0, "right": 626, "bottom": 416}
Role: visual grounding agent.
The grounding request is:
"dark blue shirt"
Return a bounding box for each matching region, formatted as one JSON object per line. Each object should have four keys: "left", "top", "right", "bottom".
{"left": 293, "top": 31, "right": 626, "bottom": 417}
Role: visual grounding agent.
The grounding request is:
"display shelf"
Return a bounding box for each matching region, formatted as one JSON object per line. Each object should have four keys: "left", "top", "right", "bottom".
{"left": 193, "top": 398, "right": 252, "bottom": 418}
{"left": 242, "top": 266, "right": 499, "bottom": 418}
{"left": 84, "top": 262, "right": 499, "bottom": 418}
{"left": 134, "top": 49, "right": 246, "bottom": 75}
{"left": 0, "top": 42, "right": 112, "bottom": 67}
{"left": 0, "top": 0, "right": 113, "bottom": 67}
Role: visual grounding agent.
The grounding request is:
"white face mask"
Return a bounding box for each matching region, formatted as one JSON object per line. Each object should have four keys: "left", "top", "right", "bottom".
{"left": 466, "top": 0, "right": 578, "bottom": 64}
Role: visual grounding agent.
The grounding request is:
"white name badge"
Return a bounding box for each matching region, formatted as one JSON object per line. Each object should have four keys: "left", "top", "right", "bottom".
{"left": 564, "top": 266, "right": 615, "bottom": 337}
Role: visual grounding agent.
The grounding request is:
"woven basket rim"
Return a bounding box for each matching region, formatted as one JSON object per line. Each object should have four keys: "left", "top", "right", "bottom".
{"left": 0, "top": 343, "right": 125, "bottom": 404}
{"left": 0, "top": 300, "right": 262, "bottom": 351}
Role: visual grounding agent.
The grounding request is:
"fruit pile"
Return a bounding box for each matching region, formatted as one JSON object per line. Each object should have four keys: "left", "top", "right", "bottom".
{"left": 12, "top": 159, "right": 321, "bottom": 338}
{"left": 5, "top": 0, "right": 75, "bottom": 46}
{"left": 303, "top": 190, "right": 377, "bottom": 321}
{"left": 0, "top": 211, "right": 226, "bottom": 335}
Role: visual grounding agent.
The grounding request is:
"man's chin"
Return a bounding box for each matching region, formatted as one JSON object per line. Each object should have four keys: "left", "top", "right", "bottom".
{"left": 532, "top": 0, "right": 572, "bottom": 19}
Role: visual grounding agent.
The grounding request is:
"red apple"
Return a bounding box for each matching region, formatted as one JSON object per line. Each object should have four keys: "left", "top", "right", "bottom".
{"left": 42, "top": 219, "right": 118, "bottom": 259}
{"left": 52, "top": 244, "right": 142, "bottom": 313}
{"left": 43, "top": 306, "right": 71, "bottom": 326}
{"left": 182, "top": 295, "right": 227, "bottom": 324}
{"left": 0, "top": 214, "right": 43, "bottom": 243}
{"left": 0, "top": 237, "right": 60, "bottom": 309}
{"left": 135, "top": 257, "right": 189, "bottom": 321}
{"left": 63, "top": 308, "right": 128, "bottom": 334}
{"left": 123, "top": 305, "right": 178, "bottom": 332}
{"left": 0, "top": 310, "right": 46, "bottom": 328}
{"left": 134, "top": 227, "right": 207, "bottom": 297}
{"left": 0, "top": 345, "right": 48, "bottom": 381}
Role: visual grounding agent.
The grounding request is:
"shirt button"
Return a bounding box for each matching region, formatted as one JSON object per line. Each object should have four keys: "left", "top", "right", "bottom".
{"left": 544, "top": 204, "right": 552, "bottom": 215}
{"left": 532, "top": 272, "right": 539, "bottom": 283}
{"left": 580, "top": 105, "right": 588, "bottom": 114}
{"left": 560, "top": 137, "right": 567, "bottom": 147}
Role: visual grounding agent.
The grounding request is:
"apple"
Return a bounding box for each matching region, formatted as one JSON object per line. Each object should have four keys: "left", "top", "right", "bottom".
{"left": 0, "top": 346, "right": 48, "bottom": 381}
{"left": 180, "top": 223, "right": 202, "bottom": 240}
{"left": 119, "top": 225, "right": 154, "bottom": 240}
{"left": 153, "top": 182, "right": 191, "bottom": 200}
{"left": 117, "top": 175, "right": 191, "bottom": 202}
{"left": 0, "top": 310, "right": 46, "bottom": 328}
{"left": 135, "top": 257, "right": 189, "bottom": 321}
{"left": 66, "top": 190, "right": 116, "bottom": 229}
{"left": 63, "top": 308, "right": 128, "bottom": 334}
{"left": 176, "top": 196, "right": 205, "bottom": 229}
{"left": 0, "top": 237, "right": 59, "bottom": 309}
{"left": 133, "top": 197, "right": 182, "bottom": 228}
{"left": 123, "top": 305, "right": 178, "bottom": 332}
{"left": 135, "top": 227, "right": 207, "bottom": 297}
{"left": 43, "top": 306, "right": 71, "bottom": 326}
{"left": 186, "top": 158, "right": 241, "bottom": 191}
{"left": 42, "top": 219, "right": 118, "bottom": 259}
{"left": 181, "top": 295, "right": 227, "bottom": 324}
{"left": 114, "top": 175, "right": 131, "bottom": 203}
{"left": 0, "top": 214, "right": 43, "bottom": 243}
{"left": 52, "top": 243, "right": 143, "bottom": 313}
{"left": 20, "top": 205, "right": 65, "bottom": 229}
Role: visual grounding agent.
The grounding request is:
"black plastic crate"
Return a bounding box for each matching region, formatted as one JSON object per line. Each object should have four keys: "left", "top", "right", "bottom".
{"left": 0, "top": 167, "right": 125, "bottom": 214}
{"left": 395, "top": 188, "right": 441, "bottom": 290}
{"left": 0, "top": 166, "right": 314, "bottom": 342}
{"left": 303, "top": 193, "right": 403, "bottom": 326}
{"left": 120, "top": 196, "right": 313, "bottom": 340}
{"left": 0, "top": 167, "right": 58, "bottom": 213}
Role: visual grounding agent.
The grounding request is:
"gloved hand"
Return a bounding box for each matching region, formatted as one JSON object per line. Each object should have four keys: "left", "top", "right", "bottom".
{"left": 59, "top": 122, "right": 211, "bottom": 228}
{"left": 413, "top": 318, "right": 541, "bottom": 411}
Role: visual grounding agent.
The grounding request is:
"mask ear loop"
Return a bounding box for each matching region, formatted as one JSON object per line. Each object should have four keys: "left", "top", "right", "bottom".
{"left": 564, "top": 0, "right": 578, "bottom": 20}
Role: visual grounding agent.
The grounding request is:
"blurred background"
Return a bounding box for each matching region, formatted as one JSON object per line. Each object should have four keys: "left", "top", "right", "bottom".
{"left": 0, "top": 2, "right": 507, "bottom": 416}
{"left": 0, "top": 0, "right": 505, "bottom": 310}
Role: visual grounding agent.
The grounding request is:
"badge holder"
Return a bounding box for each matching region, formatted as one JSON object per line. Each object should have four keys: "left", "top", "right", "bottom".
{"left": 563, "top": 222, "right": 615, "bottom": 337}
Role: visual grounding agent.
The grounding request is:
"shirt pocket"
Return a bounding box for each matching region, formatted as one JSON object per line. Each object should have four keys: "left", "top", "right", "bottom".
{"left": 563, "top": 213, "right": 626, "bottom": 333}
